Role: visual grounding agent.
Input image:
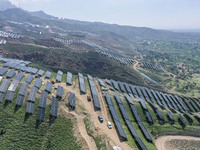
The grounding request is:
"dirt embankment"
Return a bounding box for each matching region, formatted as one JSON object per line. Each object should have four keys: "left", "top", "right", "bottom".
{"left": 155, "top": 136, "right": 200, "bottom": 150}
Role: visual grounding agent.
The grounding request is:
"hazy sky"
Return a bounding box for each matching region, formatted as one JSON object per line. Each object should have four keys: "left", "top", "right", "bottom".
{"left": 9, "top": 0, "right": 200, "bottom": 30}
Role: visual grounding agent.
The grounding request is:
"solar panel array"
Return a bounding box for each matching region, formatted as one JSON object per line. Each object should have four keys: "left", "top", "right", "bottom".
{"left": 118, "top": 81, "right": 126, "bottom": 92}
{"left": 105, "top": 79, "right": 111, "bottom": 85}
{"left": 45, "top": 71, "right": 52, "bottom": 79}
{"left": 140, "top": 62, "right": 164, "bottom": 72}
{"left": 105, "top": 93, "right": 128, "bottom": 141}
{"left": 38, "top": 69, "right": 45, "bottom": 76}
{"left": 114, "top": 92, "right": 151, "bottom": 147}
{"left": 111, "top": 79, "right": 119, "bottom": 91}
{"left": 69, "top": 92, "right": 76, "bottom": 109}
{"left": 26, "top": 102, "right": 35, "bottom": 114}
{"left": 27, "top": 87, "right": 38, "bottom": 103}
{"left": 34, "top": 78, "right": 42, "bottom": 89}
{"left": 25, "top": 74, "right": 34, "bottom": 84}
{"left": 39, "top": 91, "right": 48, "bottom": 108}
{"left": 0, "top": 68, "right": 8, "bottom": 76}
{"left": 45, "top": 81, "right": 52, "bottom": 93}
{"left": 56, "top": 70, "right": 63, "bottom": 82}
{"left": 6, "top": 70, "right": 16, "bottom": 78}
{"left": 14, "top": 71, "right": 24, "bottom": 81}
{"left": 50, "top": 96, "right": 58, "bottom": 117}
{"left": 67, "top": 72, "right": 72, "bottom": 85}
{"left": 78, "top": 73, "right": 86, "bottom": 93}
{"left": 0, "top": 79, "right": 10, "bottom": 93}
{"left": 56, "top": 85, "right": 63, "bottom": 98}
{"left": 87, "top": 74, "right": 101, "bottom": 110}
{"left": 98, "top": 79, "right": 106, "bottom": 87}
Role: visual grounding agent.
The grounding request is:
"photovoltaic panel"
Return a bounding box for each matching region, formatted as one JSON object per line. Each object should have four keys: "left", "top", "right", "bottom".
{"left": 39, "top": 91, "right": 48, "bottom": 108}
{"left": 138, "top": 122, "right": 153, "bottom": 142}
{"left": 27, "top": 86, "right": 38, "bottom": 103}
{"left": 98, "top": 79, "right": 106, "bottom": 87}
{"left": 45, "top": 71, "right": 52, "bottom": 79}
{"left": 146, "top": 111, "right": 153, "bottom": 124}
{"left": 129, "top": 84, "right": 138, "bottom": 96}
{"left": 6, "top": 70, "right": 16, "bottom": 78}
{"left": 38, "top": 69, "right": 45, "bottom": 76}
{"left": 178, "top": 114, "right": 186, "bottom": 126}
{"left": 14, "top": 71, "right": 24, "bottom": 81}
{"left": 16, "top": 95, "right": 25, "bottom": 106}
{"left": 0, "top": 92, "right": 5, "bottom": 103}
{"left": 45, "top": 81, "right": 52, "bottom": 93}
{"left": 111, "top": 79, "right": 119, "bottom": 91}
{"left": 34, "top": 78, "right": 42, "bottom": 89}
{"left": 56, "top": 85, "right": 63, "bottom": 98}
{"left": 124, "top": 82, "right": 131, "bottom": 93}
{"left": 0, "top": 68, "right": 8, "bottom": 76}
{"left": 37, "top": 107, "right": 45, "bottom": 121}
{"left": 5, "top": 91, "right": 15, "bottom": 101}
{"left": 8, "top": 79, "right": 19, "bottom": 92}
{"left": 57, "top": 70, "right": 63, "bottom": 76}
{"left": 79, "top": 76, "right": 86, "bottom": 93}
{"left": 69, "top": 92, "right": 76, "bottom": 108}
{"left": 114, "top": 92, "right": 123, "bottom": 105}
{"left": 18, "top": 82, "right": 29, "bottom": 96}
{"left": 26, "top": 102, "right": 34, "bottom": 114}
{"left": 0, "top": 79, "right": 10, "bottom": 93}
{"left": 56, "top": 74, "right": 62, "bottom": 82}
{"left": 105, "top": 79, "right": 111, "bottom": 85}
{"left": 50, "top": 96, "right": 58, "bottom": 117}
{"left": 25, "top": 74, "right": 33, "bottom": 84}
{"left": 140, "top": 99, "right": 148, "bottom": 110}
{"left": 118, "top": 81, "right": 126, "bottom": 92}
{"left": 166, "top": 110, "right": 174, "bottom": 122}
{"left": 67, "top": 72, "right": 72, "bottom": 85}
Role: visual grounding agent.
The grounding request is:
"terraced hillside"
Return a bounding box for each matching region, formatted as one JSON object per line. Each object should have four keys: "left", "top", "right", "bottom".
{"left": 0, "top": 56, "right": 200, "bottom": 150}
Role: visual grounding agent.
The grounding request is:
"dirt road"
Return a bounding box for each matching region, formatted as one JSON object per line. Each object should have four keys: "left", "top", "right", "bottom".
{"left": 155, "top": 135, "right": 200, "bottom": 150}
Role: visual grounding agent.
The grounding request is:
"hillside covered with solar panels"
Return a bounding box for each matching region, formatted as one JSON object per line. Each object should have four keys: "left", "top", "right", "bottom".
{"left": 0, "top": 54, "right": 199, "bottom": 150}
{"left": 0, "top": 2, "right": 200, "bottom": 150}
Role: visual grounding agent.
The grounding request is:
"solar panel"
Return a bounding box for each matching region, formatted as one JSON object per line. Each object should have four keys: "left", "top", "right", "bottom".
{"left": 69, "top": 92, "right": 76, "bottom": 108}
{"left": 56, "top": 85, "right": 63, "bottom": 98}
{"left": 25, "top": 74, "right": 33, "bottom": 84}
{"left": 8, "top": 79, "right": 19, "bottom": 92}
{"left": 111, "top": 79, "right": 119, "bottom": 91}
{"left": 135, "top": 86, "right": 143, "bottom": 98}
{"left": 146, "top": 111, "right": 153, "bottom": 124}
{"left": 37, "top": 107, "right": 45, "bottom": 121}
{"left": 45, "top": 81, "right": 52, "bottom": 93}
{"left": 16, "top": 95, "right": 25, "bottom": 106}
{"left": 34, "top": 78, "right": 42, "bottom": 89}
{"left": 105, "top": 79, "right": 111, "bottom": 85}
{"left": 26, "top": 102, "right": 34, "bottom": 114}
{"left": 124, "top": 93, "right": 134, "bottom": 105}
{"left": 45, "top": 71, "right": 52, "bottom": 79}
{"left": 87, "top": 74, "right": 93, "bottom": 81}
{"left": 98, "top": 79, "right": 106, "bottom": 87}
{"left": 166, "top": 110, "right": 174, "bottom": 122}
{"left": 38, "top": 69, "right": 45, "bottom": 76}
{"left": 67, "top": 72, "right": 72, "bottom": 85}
{"left": 178, "top": 114, "right": 186, "bottom": 126}
{"left": 114, "top": 92, "right": 123, "bottom": 105}
{"left": 114, "top": 120, "right": 128, "bottom": 141}
{"left": 0, "top": 68, "right": 8, "bottom": 76}
{"left": 5, "top": 91, "right": 15, "bottom": 101}
{"left": 118, "top": 81, "right": 126, "bottom": 92}
{"left": 140, "top": 99, "right": 148, "bottom": 110}
{"left": 0, "top": 92, "right": 5, "bottom": 103}
{"left": 138, "top": 122, "right": 153, "bottom": 142}
{"left": 14, "top": 71, "right": 24, "bottom": 81}
{"left": 57, "top": 70, "right": 63, "bottom": 76}
{"left": 6, "top": 70, "right": 16, "bottom": 78}
{"left": 0, "top": 79, "right": 10, "bottom": 93}
{"left": 27, "top": 87, "right": 38, "bottom": 103}
{"left": 155, "top": 108, "right": 164, "bottom": 121}
{"left": 105, "top": 93, "right": 113, "bottom": 106}
{"left": 18, "top": 82, "right": 29, "bottom": 96}
{"left": 39, "top": 91, "right": 48, "bottom": 108}
{"left": 56, "top": 74, "right": 62, "bottom": 82}
{"left": 129, "top": 84, "right": 138, "bottom": 96}
{"left": 79, "top": 76, "right": 86, "bottom": 93}
{"left": 124, "top": 83, "right": 131, "bottom": 93}
{"left": 50, "top": 96, "right": 58, "bottom": 117}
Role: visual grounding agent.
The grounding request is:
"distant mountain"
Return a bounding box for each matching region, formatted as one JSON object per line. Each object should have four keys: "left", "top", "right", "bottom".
{"left": 28, "top": 10, "right": 56, "bottom": 20}
{"left": 0, "top": 0, "right": 16, "bottom": 11}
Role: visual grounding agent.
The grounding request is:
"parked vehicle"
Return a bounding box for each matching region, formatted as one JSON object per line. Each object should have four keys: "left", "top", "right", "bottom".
{"left": 107, "top": 121, "right": 112, "bottom": 129}
{"left": 98, "top": 115, "right": 103, "bottom": 123}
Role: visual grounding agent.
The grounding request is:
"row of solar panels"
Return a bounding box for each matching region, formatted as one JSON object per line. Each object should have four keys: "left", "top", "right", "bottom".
{"left": 105, "top": 78, "right": 191, "bottom": 114}
{"left": 140, "top": 62, "right": 164, "bottom": 72}
{"left": 78, "top": 73, "right": 86, "bottom": 93}
{"left": 114, "top": 92, "right": 151, "bottom": 149}
{"left": 87, "top": 74, "right": 101, "bottom": 110}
